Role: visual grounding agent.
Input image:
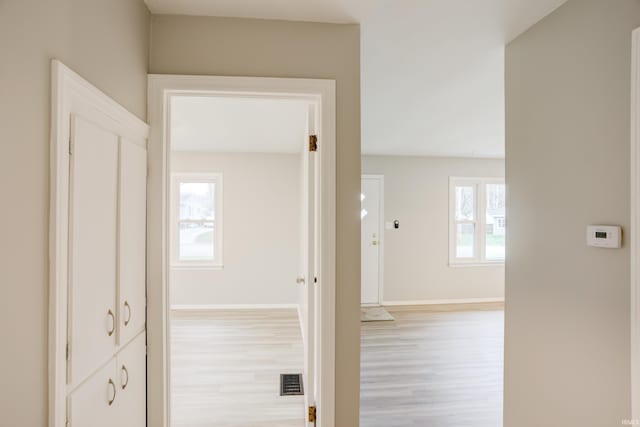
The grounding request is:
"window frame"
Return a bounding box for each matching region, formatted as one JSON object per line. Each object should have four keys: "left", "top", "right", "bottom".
{"left": 449, "top": 176, "right": 505, "bottom": 267}
{"left": 170, "top": 172, "right": 224, "bottom": 269}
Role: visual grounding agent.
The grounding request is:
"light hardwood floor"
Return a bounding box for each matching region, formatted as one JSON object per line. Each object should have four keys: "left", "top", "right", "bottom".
{"left": 360, "top": 303, "right": 504, "bottom": 427}
{"left": 170, "top": 309, "right": 305, "bottom": 427}
{"left": 171, "top": 304, "right": 503, "bottom": 427}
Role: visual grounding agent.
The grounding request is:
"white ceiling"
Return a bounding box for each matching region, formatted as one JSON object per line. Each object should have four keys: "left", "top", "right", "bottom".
{"left": 149, "top": 0, "right": 568, "bottom": 158}
{"left": 170, "top": 96, "right": 309, "bottom": 153}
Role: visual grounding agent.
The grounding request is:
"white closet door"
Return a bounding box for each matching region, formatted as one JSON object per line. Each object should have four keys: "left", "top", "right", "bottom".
{"left": 118, "top": 140, "right": 147, "bottom": 345}
{"left": 69, "top": 115, "right": 119, "bottom": 385}
{"left": 69, "top": 359, "right": 118, "bottom": 427}
{"left": 116, "top": 332, "right": 146, "bottom": 427}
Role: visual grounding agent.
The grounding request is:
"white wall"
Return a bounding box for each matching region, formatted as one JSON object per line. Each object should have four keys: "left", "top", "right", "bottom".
{"left": 505, "top": 0, "right": 640, "bottom": 425}
{"left": 362, "top": 155, "right": 505, "bottom": 303}
{"left": 0, "top": 1, "right": 149, "bottom": 425}
{"left": 170, "top": 151, "right": 301, "bottom": 306}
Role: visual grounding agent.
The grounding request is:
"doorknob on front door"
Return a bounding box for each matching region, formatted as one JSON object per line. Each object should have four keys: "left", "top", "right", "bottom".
{"left": 296, "top": 276, "right": 306, "bottom": 285}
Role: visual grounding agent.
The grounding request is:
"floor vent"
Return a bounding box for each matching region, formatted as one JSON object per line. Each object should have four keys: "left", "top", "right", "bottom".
{"left": 280, "top": 373, "right": 304, "bottom": 396}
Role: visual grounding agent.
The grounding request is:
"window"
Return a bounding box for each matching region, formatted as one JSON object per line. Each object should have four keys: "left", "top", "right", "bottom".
{"left": 449, "top": 177, "right": 505, "bottom": 265}
{"left": 171, "top": 173, "right": 223, "bottom": 268}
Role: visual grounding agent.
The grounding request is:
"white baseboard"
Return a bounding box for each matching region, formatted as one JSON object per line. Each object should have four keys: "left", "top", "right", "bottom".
{"left": 382, "top": 297, "right": 505, "bottom": 306}
{"left": 170, "top": 303, "right": 298, "bottom": 310}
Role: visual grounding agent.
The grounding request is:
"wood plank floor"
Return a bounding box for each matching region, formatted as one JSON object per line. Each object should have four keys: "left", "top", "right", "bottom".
{"left": 171, "top": 304, "right": 503, "bottom": 427}
{"left": 170, "top": 309, "right": 305, "bottom": 427}
{"left": 360, "top": 303, "right": 504, "bottom": 427}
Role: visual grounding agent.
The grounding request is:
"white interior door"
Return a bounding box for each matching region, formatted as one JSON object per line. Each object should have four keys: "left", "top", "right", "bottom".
{"left": 361, "top": 176, "right": 382, "bottom": 305}
{"left": 298, "top": 107, "right": 317, "bottom": 425}
{"left": 69, "top": 115, "right": 119, "bottom": 385}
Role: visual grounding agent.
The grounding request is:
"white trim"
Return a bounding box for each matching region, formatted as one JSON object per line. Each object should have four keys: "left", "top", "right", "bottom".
{"left": 49, "top": 60, "right": 149, "bottom": 427}
{"left": 631, "top": 27, "right": 640, "bottom": 422}
{"left": 448, "top": 262, "right": 505, "bottom": 268}
{"left": 170, "top": 172, "right": 224, "bottom": 268}
{"left": 449, "top": 176, "right": 505, "bottom": 266}
{"left": 361, "top": 174, "right": 385, "bottom": 305}
{"left": 147, "top": 74, "right": 336, "bottom": 427}
{"left": 171, "top": 304, "right": 298, "bottom": 310}
{"left": 382, "top": 297, "right": 505, "bottom": 306}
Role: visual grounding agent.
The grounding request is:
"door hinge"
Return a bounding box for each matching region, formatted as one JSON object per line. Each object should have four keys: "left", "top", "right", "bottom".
{"left": 309, "top": 135, "right": 318, "bottom": 152}
{"left": 308, "top": 405, "right": 317, "bottom": 423}
{"left": 66, "top": 343, "right": 70, "bottom": 361}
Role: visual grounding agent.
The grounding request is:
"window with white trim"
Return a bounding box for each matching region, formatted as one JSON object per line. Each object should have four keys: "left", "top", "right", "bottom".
{"left": 449, "top": 177, "right": 505, "bottom": 265}
{"left": 171, "top": 173, "right": 223, "bottom": 268}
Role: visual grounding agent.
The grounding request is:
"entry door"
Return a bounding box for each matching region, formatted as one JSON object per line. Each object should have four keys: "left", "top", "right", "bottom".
{"left": 299, "top": 107, "right": 317, "bottom": 425}
{"left": 361, "top": 176, "right": 383, "bottom": 305}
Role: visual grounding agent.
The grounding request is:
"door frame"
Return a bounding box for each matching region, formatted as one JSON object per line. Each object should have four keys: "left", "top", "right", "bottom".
{"left": 146, "top": 74, "right": 337, "bottom": 427}
{"left": 48, "top": 60, "right": 150, "bottom": 427}
{"left": 631, "top": 27, "right": 640, "bottom": 421}
{"left": 361, "top": 174, "right": 385, "bottom": 306}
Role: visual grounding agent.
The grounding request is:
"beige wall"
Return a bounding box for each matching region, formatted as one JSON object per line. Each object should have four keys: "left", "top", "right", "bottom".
{"left": 170, "top": 152, "right": 301, "bottom": 306}
{"left": 150, "top": 15, "right": 361, "bottom": 426}
{"left": 362, "top": 155, "right": 505, "bottom": 303}
{"left": 0, "top": 0, "right": 149, "bottom": 425}
{"left": 505, "top": 0, "right": 640, "bottom": 425}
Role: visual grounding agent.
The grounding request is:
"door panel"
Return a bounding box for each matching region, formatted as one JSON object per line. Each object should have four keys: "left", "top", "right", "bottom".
{"left": 116, "top": 332, "right": 146, "bottom": 427}
{"left": 69, "top": 116, "right": 119, "bottom": 385}
{"left": 361, "top": 177, "right": 381, "bottom": 305}
{"left": 118, "top": 140, "right": 147, "bottom": 345}
{"left": 69, "top": 359, "right": 118, "bottom": 427}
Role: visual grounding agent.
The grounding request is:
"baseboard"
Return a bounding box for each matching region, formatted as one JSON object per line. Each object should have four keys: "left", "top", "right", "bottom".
{"left": 170, "top": 303, "right": 298, "bottom": 310}
{"left": 382, "top": 297, "right": 504, "bottom": 306}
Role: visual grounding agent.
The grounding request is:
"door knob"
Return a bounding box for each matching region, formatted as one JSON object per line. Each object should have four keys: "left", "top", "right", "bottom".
{"left": 372, "top": 240, "right": 378, "bottom": 246}
{"left": 296, "top": 276, "right": 306, "bottom": 284}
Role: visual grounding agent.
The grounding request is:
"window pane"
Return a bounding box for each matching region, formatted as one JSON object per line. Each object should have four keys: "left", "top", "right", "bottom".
{"left": 179, "top": 222, "right": 214, "bottom": 261}
{"left": 485, "top": 184, "right": 506, "bottom": 260}
{"left": 456, "top": 223, "right": 475, "bottom": 258}
{"left": 179, "top": 182, "right": 214, "bottom": 220}
{"left": 455, "top": 186, "right": 474, "bottom": 220}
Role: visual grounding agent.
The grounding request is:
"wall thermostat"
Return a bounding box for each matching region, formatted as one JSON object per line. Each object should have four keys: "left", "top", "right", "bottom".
{"left": 586, "top": 225, "right": 622, "bottom": 248}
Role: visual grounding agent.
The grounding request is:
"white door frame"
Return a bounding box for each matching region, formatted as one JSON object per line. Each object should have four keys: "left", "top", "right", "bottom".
{"left": 146, "top": 74, "right": 336, "bottom": 427}
{"left": 361, "top": 174, "right": 384, "bottom": 306}
{"left": 48, "top": 60, "right": 149, "bottom": 427}
{"left": 631, "top": 27, "right": 640, "bottom": 421}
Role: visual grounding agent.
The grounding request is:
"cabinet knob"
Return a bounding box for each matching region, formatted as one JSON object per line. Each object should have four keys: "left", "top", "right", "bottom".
{"left": 108, "top": 379, "right": 116, "bottom": 406}
{"left": 107, "top": 309, "right": 115, "bottom": 337}
{"left": 123, "top": 301, "right": 131, "bottom": 327}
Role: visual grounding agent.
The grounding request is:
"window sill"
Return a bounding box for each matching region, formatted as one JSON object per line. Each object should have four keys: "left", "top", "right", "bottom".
{"left": 170, "top": 264, "right": 224, "bottom": 271}
{"left": 448, "top": 261, "right": 504, "bottom": 268}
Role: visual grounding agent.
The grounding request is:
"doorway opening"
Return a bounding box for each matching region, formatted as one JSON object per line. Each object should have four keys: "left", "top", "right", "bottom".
{"left": 147, "top": 76, "right": 336, "bottom": 427}
{"left": 359, "top": 159, "right": 505, "bottom": 426}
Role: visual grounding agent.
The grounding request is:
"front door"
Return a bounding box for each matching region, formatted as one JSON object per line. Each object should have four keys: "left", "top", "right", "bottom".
{"left": 361, "top": 176, "right": 382, "bottom": 305}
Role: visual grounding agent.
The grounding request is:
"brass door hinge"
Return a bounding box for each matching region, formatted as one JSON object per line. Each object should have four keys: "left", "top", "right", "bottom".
{"left": 308, "top": 405, "right": 317, "bottom": 423}
{"left": 309, "top": 135, "right": 318, "bottom": 152}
